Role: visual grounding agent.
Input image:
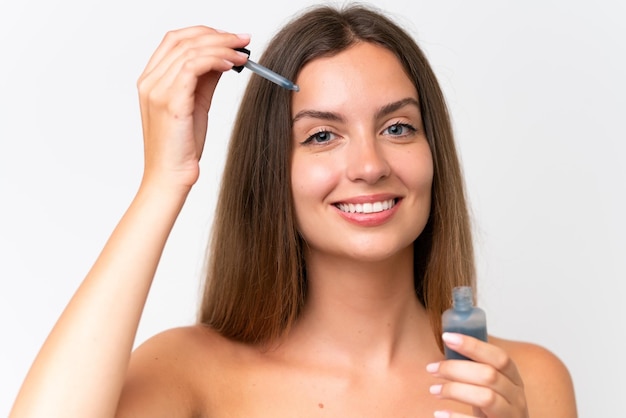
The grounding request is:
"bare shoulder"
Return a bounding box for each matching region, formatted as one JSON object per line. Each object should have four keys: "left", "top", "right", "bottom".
{"left": 490, "top": 335, "right": 578, "bottom": 417}
{"left": 116, "top": 325, "right": 237, "bottom": 418}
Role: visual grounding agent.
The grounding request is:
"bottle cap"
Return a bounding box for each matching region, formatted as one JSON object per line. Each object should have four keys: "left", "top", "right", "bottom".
{"left": 232, "top": 48, "right": 251, "bottom": 73}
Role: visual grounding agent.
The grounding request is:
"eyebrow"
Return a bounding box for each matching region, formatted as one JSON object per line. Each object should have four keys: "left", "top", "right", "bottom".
{"left": 292, "top": 97, "right": 420, "bottom": 125}
{"left": 375, "top": 97, "right": 420, "bottom": 119}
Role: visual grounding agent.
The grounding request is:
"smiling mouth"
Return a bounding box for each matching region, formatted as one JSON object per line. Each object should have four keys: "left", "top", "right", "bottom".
{"left": 335, "top": 198, "right": 397, "bottom": 214}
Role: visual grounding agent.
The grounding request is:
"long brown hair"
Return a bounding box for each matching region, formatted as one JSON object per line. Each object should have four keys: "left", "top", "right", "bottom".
{"left": 199, "top": 4, "right": 475, "bottom": 351}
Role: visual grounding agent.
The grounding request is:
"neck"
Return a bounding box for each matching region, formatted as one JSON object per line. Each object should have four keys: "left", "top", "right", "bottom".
{"left": 282, "top": 245, "right": 437, "bottom": 369}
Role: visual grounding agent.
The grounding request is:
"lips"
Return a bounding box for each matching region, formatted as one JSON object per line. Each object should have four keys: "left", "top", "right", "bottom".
{"left": 335, "top": 198, "right": 397, "bottom": 214}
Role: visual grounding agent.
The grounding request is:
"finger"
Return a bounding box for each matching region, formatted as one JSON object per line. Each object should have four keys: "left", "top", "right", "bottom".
{"left": 143, "top": 26, "right": 246, "bottom": 74}
{"left": 427, "top": 359, "right": 518, "bottom": 409}
{"left": 429, "top": 359, "right": 508, "bottom": 388}
{"left": 430, "top": 381, "right": 511, "bottom": 416}
{"left": 138, "top": 55, "right": 225, "bottom": 160}
{"left": 433, "top": 410, "right": 476, "bottom": 418}
{"left": 146, "top": 33, "right": 250, "bottom": 85}
{"left": 138, "top": 42, "right": 248, "bottom": 117}
{"left": 442, "top": 333, "right": 524, "bottom": 386}
{"left": 144, "top": 47, "right": 247, "bottom": 115}
{"left": 472, "top": 406, "right": 488, "bottom": 417}
{"left": 140, "top": 29, "right": 250, "bottom": 90}
{"left": 137, "top": 51, "right": 228, "bottom": 144}
{"left": 143, "top": 26, "right": 215, "bottom": 75}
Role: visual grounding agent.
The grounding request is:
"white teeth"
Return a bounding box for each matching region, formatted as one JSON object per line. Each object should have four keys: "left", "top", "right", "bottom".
{"left": 337, "top": 199, "right": 396, "bottom": 214}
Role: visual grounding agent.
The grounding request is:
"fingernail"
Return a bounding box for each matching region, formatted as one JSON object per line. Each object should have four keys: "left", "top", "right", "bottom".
{"left": 236, "top": 33, "right": 251, "bottom": 40}
{"left": 429, "top": 384, "right": 442, "bottom": 395}
{"left": 426, "top": 362, "right": 440, "bottom": 373}
{"left": 442, "top": 332, "right": 462, "bottom": 346}
{"left": 434, "top": 411, "right": 451, "bottom": 418}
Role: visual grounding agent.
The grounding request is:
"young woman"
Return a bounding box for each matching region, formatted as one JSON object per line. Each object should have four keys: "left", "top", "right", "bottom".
{"left": 10, "top": 5, "right": 577, "bottom": 418}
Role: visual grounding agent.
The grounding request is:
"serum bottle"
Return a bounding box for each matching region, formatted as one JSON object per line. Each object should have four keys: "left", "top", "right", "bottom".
{"left": 442, "top": 286, "right": 488, "bottom": 360}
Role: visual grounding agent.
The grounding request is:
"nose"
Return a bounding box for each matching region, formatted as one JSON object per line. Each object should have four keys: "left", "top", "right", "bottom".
{"left": 345, "top": 134, "right": 391, "bottom": 184}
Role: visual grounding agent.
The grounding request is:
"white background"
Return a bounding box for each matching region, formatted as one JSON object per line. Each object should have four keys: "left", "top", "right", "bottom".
{"left": 1, "top": 0, "right": 624, "bottom": 416}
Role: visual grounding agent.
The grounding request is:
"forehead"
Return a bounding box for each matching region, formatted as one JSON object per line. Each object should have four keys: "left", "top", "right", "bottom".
{"left": 291, "top": 42, "right": 417, "bottom": 115}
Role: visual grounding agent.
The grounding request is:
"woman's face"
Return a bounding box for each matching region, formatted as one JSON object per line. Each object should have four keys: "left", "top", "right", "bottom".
{"left": 290, "top": 42, "right": 433, "bottom": 262}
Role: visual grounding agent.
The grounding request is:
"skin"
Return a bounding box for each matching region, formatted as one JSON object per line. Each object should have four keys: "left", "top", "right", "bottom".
{"left": 9, "top": 28, "right": 577, "bottom": 418}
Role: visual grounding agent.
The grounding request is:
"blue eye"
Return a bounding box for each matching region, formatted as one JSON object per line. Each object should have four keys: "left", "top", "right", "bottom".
{"left": 384, "top": 123, "right": 416, "bottom": 137}
{"left": 304, "top": 130, "right": 335, "bottom": 144}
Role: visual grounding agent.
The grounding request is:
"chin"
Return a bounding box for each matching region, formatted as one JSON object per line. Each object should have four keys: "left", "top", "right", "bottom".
{"left": 342, "top": 240, "right": 415, "bottom": 263}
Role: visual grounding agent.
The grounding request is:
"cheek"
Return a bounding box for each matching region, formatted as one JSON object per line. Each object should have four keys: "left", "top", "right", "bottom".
{"left": 291, "top": 154, "right": 339, "bottom": 206}
{"left": 414, "top": 164, "right": 434, "bottom": 195}
{"left": 398, "top": 147, "right": 434, "bottom": 195}
{"left": 291, "top": 154, "right": 339, "bottom": 237}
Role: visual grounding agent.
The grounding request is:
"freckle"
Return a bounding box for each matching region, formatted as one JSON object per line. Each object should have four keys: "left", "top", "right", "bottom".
{"left": 318, "top": 403, "right": 324, "bottom": 409}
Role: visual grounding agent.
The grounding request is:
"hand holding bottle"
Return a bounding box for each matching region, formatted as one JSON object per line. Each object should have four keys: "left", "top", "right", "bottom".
{"left": 428, "top": 287, "right": 529, "bottom": 417}
{"left": 428, "top": 333, "right": 530, "bottom": 417}
{"left": 427, "top": 286, "right": 528, "bottom": 418}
